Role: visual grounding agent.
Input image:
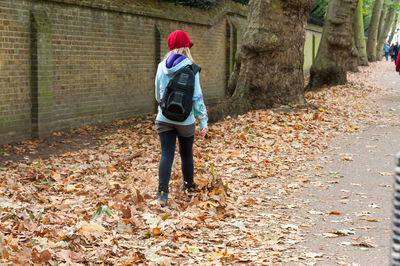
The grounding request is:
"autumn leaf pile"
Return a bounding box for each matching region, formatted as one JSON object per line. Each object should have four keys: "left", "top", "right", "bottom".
{"left": 0, "top": 62, "right": 392, "bottom": 264}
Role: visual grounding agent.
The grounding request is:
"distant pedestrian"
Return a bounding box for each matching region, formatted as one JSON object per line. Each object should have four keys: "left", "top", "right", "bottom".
{"left": 384, "top": 43, "right": 390, "bottom": 61}
{"left": 390, "top": 44, "right": 396, "bottom": 62}
{"left": 396, "top": 51, "right": 400, "bottom": 75}
{"left": 154, "top": 30, "right": 208, "bottom": 207}
{"left": 394, "top": 42, "right": 400, "bottom": 66}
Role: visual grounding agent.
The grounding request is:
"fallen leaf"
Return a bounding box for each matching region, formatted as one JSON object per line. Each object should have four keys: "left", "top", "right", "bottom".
{"left": 152, "top": 228, "right": 162, "bottom": 236}
{"left": 323, "top": 233, "right": 339, "bottom": 238}
{"left": 352, "top": 241, "right": 376, "bottom": 248}
{"left": 305, "top": 252, "right": 324, "bottom": 258}
{"left": 379, "top": 172, "right": 392, "bottom": 176}
{"left": 32, "top": 249, "right": 52, "bottom": 263}
{"left": 333, "top": 229, "right": 355, "bottom": 236}
{"left": 247, "top": 198, "right": 256, "bottom": 205}
{"left": 360, "top": 217, "right": 378, "bottom": 222}
{"left": 79, "top": 221, "right": 105, "bottom": 234}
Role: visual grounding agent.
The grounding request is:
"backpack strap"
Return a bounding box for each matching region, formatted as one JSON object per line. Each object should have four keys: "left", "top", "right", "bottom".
{"left": 188, "top": 64, "right": 201, "bottom": 75}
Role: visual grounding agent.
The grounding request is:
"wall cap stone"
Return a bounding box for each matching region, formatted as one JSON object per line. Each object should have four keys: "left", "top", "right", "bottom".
{"left": 36, "top": 0, "right": 248, "bottom": 26}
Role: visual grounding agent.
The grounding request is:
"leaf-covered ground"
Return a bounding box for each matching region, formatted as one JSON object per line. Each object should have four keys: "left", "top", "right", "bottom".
{"left": 0, "top": 61, "right": 393, "bottom": 265}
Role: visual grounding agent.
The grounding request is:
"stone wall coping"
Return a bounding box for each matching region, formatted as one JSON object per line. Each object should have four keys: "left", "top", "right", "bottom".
{"left": 36, "top": 0, "right": 248, "bottom": 26}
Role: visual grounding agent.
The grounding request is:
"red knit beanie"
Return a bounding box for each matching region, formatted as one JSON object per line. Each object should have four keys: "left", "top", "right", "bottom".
{"left": 167, "top": 30, "right": 194, "bottom": 51}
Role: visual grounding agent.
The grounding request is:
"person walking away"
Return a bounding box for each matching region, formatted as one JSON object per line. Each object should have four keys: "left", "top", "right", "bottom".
{"left": 396, "top": 49, "right": 400, "bottom": 75}
{"left": 394, "top": 42, "right": 400, "bottom": 66}
{"left": 390, "top": 44, "right": 396, "bottom": 62}
{"left": 154, "top": 30, "right": 208, "bottom": 207}
{"left": 384, "top": 43, "right": 390, "bottom": 61}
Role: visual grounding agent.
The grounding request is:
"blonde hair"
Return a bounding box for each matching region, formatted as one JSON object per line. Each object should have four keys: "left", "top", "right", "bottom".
{"left": 163, "top": 47, "right": 194, "bottom": 62}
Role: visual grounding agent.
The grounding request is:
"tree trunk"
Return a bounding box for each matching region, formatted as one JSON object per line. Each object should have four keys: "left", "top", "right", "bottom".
{"left": 306, "top": 0, "right": 358, "bottom": 91}
{"left": 366, "top": 0, "right": 384, "bottom": 61}
{"left": 353, "top": 0, "right": 368, "bottom": 66}
{"left": 377, "top": 6, "right": 387, "bottom": 41}
{"left": 376, "top": 6, "right": 395, "bottom": 59}
{"left": 388, "top": 13, "right": 399, "bottom": 44}
{"left": 348, "top": 37, "right": 359, "bottom": 72}
{"left": 226, "top": 0, "right": 315, "bottom": 115}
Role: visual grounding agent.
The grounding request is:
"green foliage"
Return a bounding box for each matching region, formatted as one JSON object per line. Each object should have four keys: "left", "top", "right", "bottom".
{"left": 309, "top": 0, "right": 398, "bottom": 34}
{"left": 311, "top": 0, "right": 328, "bottom": 17}
{"left": 363, "top": 0, "right": 374, "bottom": 15}
{"left": 363, "top": 0, "right": 400, "bottom": 33}
{"left": 309, "top": 0, "right": 327, "bottom": 26}
{"left": 232, "top": 0, "right": 249, "bottom": 4}
{"left": 92, "top": 205, "right": 114, "bottom": 219}
{"left": 159, "top": 0, "right": 218, "bottom": 9}
{"left": 158, "top": 0, "right": 247, "bottom": 9}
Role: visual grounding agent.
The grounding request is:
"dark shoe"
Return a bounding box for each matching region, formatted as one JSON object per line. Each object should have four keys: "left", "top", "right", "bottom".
{"left": 156, "top": 191, "right": 168, "bottom": 207}
{"left": 183, "top": 182, "right": 198, "bottom": 193}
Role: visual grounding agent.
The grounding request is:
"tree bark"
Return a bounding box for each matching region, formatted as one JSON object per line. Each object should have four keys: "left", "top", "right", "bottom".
{"left": 306, "top": 0, "right": 358, "bottom": 91}
{"left": 388, "top": 13, "right": 399, "bottom": 44}
{"left": 348, "top": 37, "right": 359, "bottom": 72}
{"left": 376, "top": 6, "right": 395, "bottom": 59}
{"left": 226, "top": 0, "right": 315, "bottom": 115}
{"left": 353, "top": 0, "right": 368, "bottom": 66}
{"left": 366, "top": 0, "right": 384, "bottom": 61}
{"left": 377, "top": 6, "right": 388, "bottom": 41}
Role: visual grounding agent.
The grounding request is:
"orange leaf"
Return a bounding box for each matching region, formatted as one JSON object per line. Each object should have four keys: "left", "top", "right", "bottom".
{"left": 360, "top": 217, "right": 378, "bottom": 222}
{"left": 152, "top": 228, "right": 162, "bottom": 236}
{"left": 208, "top": 188, "right": 223, "bottom": 196}
{"left": 328, "top": 211, "right": 342, "bottom": 215}
{"left": 59, "top": 233, "right": 67, "bottom": 241}
{"left": 107, "top": 167, "right": 117, "bottom": 172}
{"left": 247, "top": 198, "right": 256, "bottom": 205}
{"left": 249, "top": 235, "right": 258, "bottom": 241}
{"left": 122, "top": 219, "right": 131, "bottom": 225}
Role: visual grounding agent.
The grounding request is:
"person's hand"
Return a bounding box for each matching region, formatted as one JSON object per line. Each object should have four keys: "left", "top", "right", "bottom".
{"left": 199, "top": 128, "right": 208, "bottom": 138}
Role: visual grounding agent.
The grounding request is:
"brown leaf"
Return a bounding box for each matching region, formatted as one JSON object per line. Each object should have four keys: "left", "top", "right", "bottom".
{"left": 351, "top": 241, "right": 376, "bottom": 248}
{"left": 133, "top": 189, "right": 144, "bottom": 204}
{"left": 32, "top": 249, "right": 52, "bottom": 263}
{"left": 122, "top": 206, "right": 131, "bottom": 219}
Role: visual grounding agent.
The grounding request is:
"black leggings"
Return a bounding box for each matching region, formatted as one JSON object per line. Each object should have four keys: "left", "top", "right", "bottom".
{"left": 158, "top": 130, "right": 194, "bottom": 193}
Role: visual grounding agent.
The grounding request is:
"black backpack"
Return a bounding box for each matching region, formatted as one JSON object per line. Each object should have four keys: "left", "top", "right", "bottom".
{"left": 160, "top": 64, "right": 201, "bottom": 122}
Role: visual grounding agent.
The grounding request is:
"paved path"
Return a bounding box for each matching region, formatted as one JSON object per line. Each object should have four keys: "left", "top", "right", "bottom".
{"left": 296, "top": 61, "right": 400, "bottom": 265}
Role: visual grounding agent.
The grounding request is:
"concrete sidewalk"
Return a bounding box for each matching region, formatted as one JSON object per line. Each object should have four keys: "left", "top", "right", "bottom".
{"left": 296, "top": 60, "right": 400, "bottom": 265}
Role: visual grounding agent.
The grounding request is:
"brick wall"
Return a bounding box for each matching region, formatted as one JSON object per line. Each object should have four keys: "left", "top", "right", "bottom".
{"left": 0, "top": 0, "right": 32, "bottom": 143}
{"left": 0, "top": 0, "right": 248, "bottom": 144}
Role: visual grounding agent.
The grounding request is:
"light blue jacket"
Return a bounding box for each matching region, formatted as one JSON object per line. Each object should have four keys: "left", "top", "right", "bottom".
{"left": 155, "top": 54, "right": 208, "bottom": 129}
